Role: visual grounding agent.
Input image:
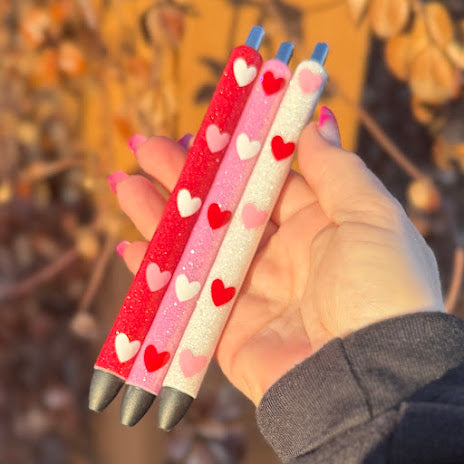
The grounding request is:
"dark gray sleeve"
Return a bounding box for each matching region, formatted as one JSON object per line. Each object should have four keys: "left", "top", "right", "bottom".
{"left": 256, "top": 312, "right": 464, "bottom": 464}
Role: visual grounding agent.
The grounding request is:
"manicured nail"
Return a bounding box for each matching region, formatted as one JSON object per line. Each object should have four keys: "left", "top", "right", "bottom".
{"left": 116, "top": 241, "right": 130, "bottom": 257}
{"left": 177, "top": 133, "right": 193, "bottom": 150}
{"left": 108, "top": 171, "right": 129, "bottom": 193}
{"left": 317, "top": 106, "right": 341, "bottom": 147}
{"left": 128, "top": 134, "right": 148, "bottom": 156}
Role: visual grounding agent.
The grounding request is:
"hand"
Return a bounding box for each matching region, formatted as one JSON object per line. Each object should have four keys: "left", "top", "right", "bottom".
{"left": 113, "top": 108, "right": 444, "bottom": 406}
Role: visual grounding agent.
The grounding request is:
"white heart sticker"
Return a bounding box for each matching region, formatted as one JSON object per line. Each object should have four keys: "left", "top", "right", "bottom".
{"left": 233, "top": 58, "right": 257, "bottom": 87}
{"left": 177, "top": 189, "right": 202, "bottom": 218}
{"left": 115, "top": 333, "right": 141, "bottom": 363}
{"left": 236, "top": 133, "right": 261, "bottom": 160}
{"left": 175, "top": 274, "right": 201, "bottom": 302}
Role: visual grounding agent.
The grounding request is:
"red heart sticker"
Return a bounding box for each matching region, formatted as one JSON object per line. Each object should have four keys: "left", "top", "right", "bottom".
{"left": 207, "top": 203, "right": 232, "bottom": 230}
{"left": 211, "top": 279, "right": 236, "bottom": 306}
{"left": 271, "top": 136, "right": 295, "bottom": 161}
{"left": 261, "top": 71, "right": 285, "bottom": 95}
{"left": 144, "top": 345, "right": 170, "bottom": 372}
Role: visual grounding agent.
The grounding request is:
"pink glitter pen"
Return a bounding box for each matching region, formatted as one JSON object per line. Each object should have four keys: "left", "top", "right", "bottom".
{"left": 120, "top": 43, "right": 294, "bottom": 426}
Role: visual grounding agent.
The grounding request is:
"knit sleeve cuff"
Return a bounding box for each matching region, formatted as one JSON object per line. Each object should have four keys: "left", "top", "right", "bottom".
{"left": 256, "top": 312, "right": 464, "bottom": 463}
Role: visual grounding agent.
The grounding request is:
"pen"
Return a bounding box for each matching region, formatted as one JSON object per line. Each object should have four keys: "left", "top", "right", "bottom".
{"left": 120, "top": 42, "right": 294, "bottom": 426}
{"left": 157, "top": 43, "right": 329, "bottom": 431}
{"left": 88, "top": 26, "right": 264, "bottom": 412}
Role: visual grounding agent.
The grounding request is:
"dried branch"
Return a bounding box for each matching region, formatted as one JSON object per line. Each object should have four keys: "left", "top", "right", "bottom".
{"left": 0, "top": 247, "right": 79, "bottom": 302}
{"left": 328, "top": 81, "right": 427, "bottom": 181}
{"left": 19, "top": 158, "right": 84, "bottom": 182}
{"left": 77, "top": 234, "right": 117, "bottom": 314}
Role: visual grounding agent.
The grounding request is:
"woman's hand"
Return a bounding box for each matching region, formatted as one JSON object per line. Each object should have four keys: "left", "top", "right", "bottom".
{"left": 113, "top": 108, "right": 443, "bottom": 406}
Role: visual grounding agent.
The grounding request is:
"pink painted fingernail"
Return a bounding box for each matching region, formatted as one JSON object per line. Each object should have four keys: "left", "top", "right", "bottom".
{"left": 128, "top": 134, "right": 148, "bottom": 156}
{"left": 116, "top": 240, "right": 130, "bottom": 257}
{"left": 317, "top": 106, "right": 341, "bottom": 148}
{"left": 108, "top": 170, "right": 128, "bottom": 193}
{"left": 177, "top": 133, "right": 194, "bottom": 150}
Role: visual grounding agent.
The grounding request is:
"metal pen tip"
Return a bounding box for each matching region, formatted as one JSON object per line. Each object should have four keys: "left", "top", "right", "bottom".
{"left": 157, "top": 387, "right": 194, "bottom": 431}
{"left": 88, "top": 370, "right": 124, "bottom": 412}
{"left": 245, "top": 25, "right": 265, "bottom": 51}
{"left": 120, "top": 385, "right": 156, "bottom": 426}
{"left": 310, "top": 43, "right": 329, "bottom": 65}
{"left": 275, "top": 42, "right": 294, "bottom": 65}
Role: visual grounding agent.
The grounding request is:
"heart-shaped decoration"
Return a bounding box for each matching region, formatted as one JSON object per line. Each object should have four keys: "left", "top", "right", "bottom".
{"left": 177, "top": 188, "right": 202, "bottom": 218}
{"left": 233, "top": 58, "right": 257, "bottom": 87}
{"left": 271, "top": 135, "right": 295, "bottom": 161}
{"left": 261, "top": 71, "right": 285, "bottom": 95}
{"left": 211, "top": 278, "right": 235, "bottom": 306}
{"left": 146, "top": 263, "right": 171, "bottom": 292}
{"left": 144, "top": 345, "right": 170, "bottom": 372}
{"left": 242, "top": 202, "right": 267, "bottom": 229}
{"left": 115, "top": 333, "right": 140, "bottom": 363}
{"left": 207, "top": 203, "right": 232, "bottom": 230}
{"left": 298, "top": 68, "right": 323, "bottom": 94}
{"left": 179, "top": 349, "right": 208, "bottom": 377}
{"left": 205, "top": 124, "right": 230, "bottom": 153}
{"left": 175, "top": 274, "right": 201, "bottom": 302}
{"left": 236, "top": 133, "right": 261, "bottom": 161}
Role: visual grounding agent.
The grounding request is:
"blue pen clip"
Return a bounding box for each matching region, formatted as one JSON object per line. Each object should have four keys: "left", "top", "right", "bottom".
{"left": 245, "top": 26, "right": 265, "bottom": 50}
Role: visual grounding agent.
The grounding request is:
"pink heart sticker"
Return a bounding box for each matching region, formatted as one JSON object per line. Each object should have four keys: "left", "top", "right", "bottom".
{"left": 206, "top": 124, "right": 230, "bottom": 153}
{"left": 242, "top": 202, "right": 267, "bottom": 229}
{"left": 179, "top": 349, "right": 207, "bottom": 378}
{"left": 298, "top": 68, "right": 323, "bottom": 94}
{"left": 146, "top": 263, "right": 171, "bottom": 292}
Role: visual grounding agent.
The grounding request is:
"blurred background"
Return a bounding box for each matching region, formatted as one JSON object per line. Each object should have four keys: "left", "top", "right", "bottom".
{"left": 0, "top": 0, "right": 463, "bottom": 463}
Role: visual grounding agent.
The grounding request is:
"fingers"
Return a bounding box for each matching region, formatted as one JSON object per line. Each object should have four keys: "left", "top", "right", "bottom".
{"left": 135, "top": 137, "right": 187, "bottom": 192}
{"left": 297, "top": 121, "right": 401, "bottom": 229}
{"left": 116, "top": 175, "right": 166, "bottom": 240}
{"left": 119, "top": 241, "right": 148, "bottom": 274}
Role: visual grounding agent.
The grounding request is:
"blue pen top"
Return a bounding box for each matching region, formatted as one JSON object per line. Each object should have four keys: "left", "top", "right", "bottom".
{"left": 310, "top": 43, "right": 329, "bottom": 65}
{"left": 275, "top": 42, "right": 294, "bottom": 65}
{"left": 245, "top": 25, "right": 265, "bottom": 50}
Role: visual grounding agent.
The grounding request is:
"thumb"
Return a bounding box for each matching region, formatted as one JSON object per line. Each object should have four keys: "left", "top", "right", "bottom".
{"left": 298, "top": 107, "right": 400, "bottom": 228}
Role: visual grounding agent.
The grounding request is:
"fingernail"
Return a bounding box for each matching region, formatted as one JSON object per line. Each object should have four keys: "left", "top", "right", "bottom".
{"left": 128, "top": 134, "right": 148, "bottom": 156}
{"left": 108, "top": 171, "right": 129, "bottom": 193}
{"left": 177, "top": 133, "right": 193, "bottom": 150}
{"left": 116, "top": 240, "right": 130, "bottom": 257}
{"left": 317, "top": 106, "right": 341, "bottom": 147}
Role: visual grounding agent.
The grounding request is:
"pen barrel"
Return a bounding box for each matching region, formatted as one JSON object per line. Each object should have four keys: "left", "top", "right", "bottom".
{"left": 125, "top": 59, "right": 291, "bottom": 395}
{"left": 94, "top": 45, "right": 262, "bottom": 379}
{"left": 162, "top": 59, "right": 328, "bottom": 398}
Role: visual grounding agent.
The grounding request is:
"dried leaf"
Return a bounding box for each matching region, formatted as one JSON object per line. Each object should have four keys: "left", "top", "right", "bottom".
{"left": 424, "top": 2, "right": 454, "bottom": 49}
{"left": 369, "top": 0, "right": 410, "bottom": 38}
{"left": 141, "top": 4, "right": 185, "bottom": 49}
{"left": 32, "top": 48, "right": 59, "bottom": 87}
{"left": 407, "top": 178, "right": 441, "bottom": 213}
{"left": 20, "top": 7, "right": 50, "bottom": 48}
{"left": 58, "top": 41, "right": 86, "bottom": 76}
{"left": 410, "top": 97, "right": 445, "bottom": 128}
{"left": 198, "top": 56, "right": 226, "bottom": 78}
{"left": 408, "top": 16, "right": 430, "bottom": 61}
{"left": 347, "top": 0, "right": 370, "bottom": 24}
{"left": 446, "top": 41, "right": 464, "bottom": 69}
{"left": 385, "top": 34, "right": 411, "bottom": 81}
{"left": 433, "top": 135, "right": 464, "bottom": 171}
{"left": 409, "top": 46, "right": 458, "bottom": 104}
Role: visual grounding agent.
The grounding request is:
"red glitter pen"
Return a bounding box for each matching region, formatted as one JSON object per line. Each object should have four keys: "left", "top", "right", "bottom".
{"left": 88, "top": 26, "right": 264, "bottom": 412}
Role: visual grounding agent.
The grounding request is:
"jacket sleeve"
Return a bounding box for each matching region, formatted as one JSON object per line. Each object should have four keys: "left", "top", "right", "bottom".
{"left": 256, "top": 312, "right": 464, "bottom": 464}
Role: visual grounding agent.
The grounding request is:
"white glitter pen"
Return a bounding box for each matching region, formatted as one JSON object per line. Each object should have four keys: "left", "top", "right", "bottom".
{"left": 158, "top": 43, "right": 329, "bottom": 431}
